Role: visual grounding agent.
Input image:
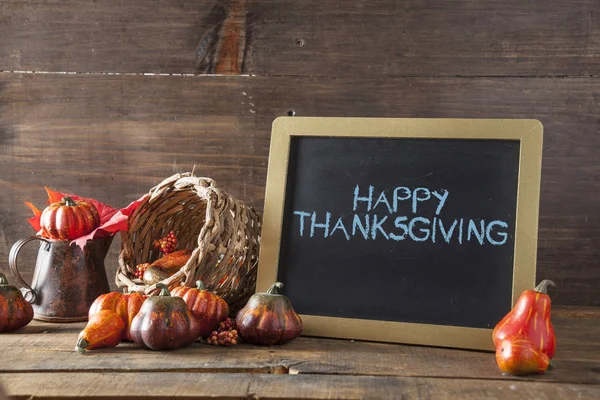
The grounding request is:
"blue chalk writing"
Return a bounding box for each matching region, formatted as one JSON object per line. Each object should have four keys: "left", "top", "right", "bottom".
{"left": 432, "top": 190, "right": 449, "bottom": 215}
{"left": 331, "top": 217, "right": 351, "bottom": 241}
{"left": 486, "top": 220, "right": 508, "bottom": 245}
{"left": 393, "top": 187, "right": 411, "bottom": 213}
{"left": 467, "top": 220, "right": 486, "bottom": 245}
{"left": 352, "top": 214, "right": 370, "bottom": 240}
{"left": 373, "top": 191, "right": 393, "bottom": 214}
{"left": 438, "top": 219, "right": 458, "bottom": 244}
{"left": 310, "top": 212, "right": 331, "bottom": 237}
{"left": 412, "top": 188, "right": 431, "bottom": 214}
{"left": 371, "top": 215, "right": 389, "bottom": 240}
{"left": 389, "top": 216, "right": 409, "bottom": 241}
{"left": 409, "top": 217, "right": 431, "bottom": 242}
{"left": 353, "top": 185, "right": 374, "bottom": 212}
{"left": 293, "top": 211, "right": 311, "bottom": 236}
{"left": 292, "top": 185, "right": 511, "bottom": 246}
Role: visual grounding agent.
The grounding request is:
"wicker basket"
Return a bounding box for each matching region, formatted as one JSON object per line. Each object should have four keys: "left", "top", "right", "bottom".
{"left": 116, "top": 172, "right": 261, "bottom": 309}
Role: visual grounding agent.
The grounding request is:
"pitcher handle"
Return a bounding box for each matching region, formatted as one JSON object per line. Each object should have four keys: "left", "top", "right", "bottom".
{"left": 9, "top": 236, "right": 51, "bottom": 303}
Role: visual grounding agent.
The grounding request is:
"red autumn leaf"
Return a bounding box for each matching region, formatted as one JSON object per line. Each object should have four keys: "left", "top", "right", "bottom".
{"left": 72, "top": 196, "right": 147, "bottom": 249}
{"left": 24, "top": 202, "right": 42, "bottom": 232}
{"left": 44, "top": 186, "right": 64, "bottom": 204}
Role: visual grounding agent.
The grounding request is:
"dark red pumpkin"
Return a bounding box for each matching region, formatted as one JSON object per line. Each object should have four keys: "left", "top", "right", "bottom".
{"left": 88, "top": 291, "right": 146, "bottom": 341}
{"left": 40, "top": 196, "right": 100, "bottom": 240}
{"left": 0, "top": 272, "right": 34, "bottom": 332}
{"left": 235, "top": 282, "right": 303, "bottom": 345}
{"left": 130, "top": 283, "right": 202, "bottom": 350}
{"left": 171, "top": 280, "right": 229, "bottom": 338}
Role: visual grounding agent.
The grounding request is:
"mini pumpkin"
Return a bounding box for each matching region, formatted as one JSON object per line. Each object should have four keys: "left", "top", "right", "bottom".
{"left": 130, "top": 283, "right": 202, "bottom": 350}
{"left": 40, "top": 196, "right": 100, "bottom": 240}
{"left": 171, "top": 280, "right": 229, "bottom": 338}
{"left": 88, "top": 291, "right": 145, "bottom": 341}
{"left": 235, "top": 282, "right": 303, "bottom": 345}
{"left": 0, "top": 272, "right": 34, "bottom": 332}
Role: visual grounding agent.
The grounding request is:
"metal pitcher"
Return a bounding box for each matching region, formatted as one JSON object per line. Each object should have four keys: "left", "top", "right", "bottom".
{"left": 8, "top": 235, "right": 112, "bottom": 322}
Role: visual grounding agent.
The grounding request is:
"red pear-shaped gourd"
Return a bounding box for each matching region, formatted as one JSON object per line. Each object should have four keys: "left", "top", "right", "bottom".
{"left": 493, "top": 280, "right": 556, "bottom": 359}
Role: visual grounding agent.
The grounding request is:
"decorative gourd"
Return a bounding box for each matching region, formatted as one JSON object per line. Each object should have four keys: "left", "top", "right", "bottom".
{"left": 75, "top": 310, "right": 126, "bottom": 353}
{"left": 235, "top": 282, "right": 303, "bottom": 345}
{"left": 88, "top": 292, "right": 145, "bottom": 341}
{"left": 40, "top": 196, "right": 100, "bottom": 240}
{"left": 130, "top": 283, "right": 202, "bottom": 350}
{"left": 496, "top": 334, "right": 550, "bottom": 375}
{"left": 141, "top": 249, "right": 192, "bottom": 285}
{"left": 0, "top": 272, "right": 34, "bottom": 332}
{"left": 493, "top": 280, "right": 556, "bottom": 359}
{"left": 171, "top": 280, "right": 229, "bottom": 338}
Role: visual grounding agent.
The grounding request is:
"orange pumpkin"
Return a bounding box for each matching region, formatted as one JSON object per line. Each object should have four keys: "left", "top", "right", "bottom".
{"left": 171, "top": 281, "right": 229, "bottom": 338}
{"left": 0, "top": 272, "right": 34, "bottom": 332}
{"left": 40, "top": 196, "right": 100, "bottom": 240}
{"left": 88, "top": 292, "right": 145, "bottom": 341}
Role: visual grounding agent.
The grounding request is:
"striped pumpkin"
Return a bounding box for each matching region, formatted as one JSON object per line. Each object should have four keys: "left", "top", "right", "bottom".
{"left": 40, "top": 196, "right": 100, "bottom": 240}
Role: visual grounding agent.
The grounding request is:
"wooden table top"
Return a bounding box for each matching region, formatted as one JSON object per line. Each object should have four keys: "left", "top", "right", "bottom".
{"left": 1, "top": 306, "right": 598, "bottom": 399}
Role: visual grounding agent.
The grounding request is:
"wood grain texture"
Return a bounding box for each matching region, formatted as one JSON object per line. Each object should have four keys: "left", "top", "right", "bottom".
{"left": 0, "top": 1, "right": 599, "bottom": 76}
{"left": 2, "top": 372, "right": 599, "bottom": 399}
{"left": 0, "top": 73, "right": 599, "bottom": 306}
{"left": 0, "top": 308, "right": 598, "bottom": 385}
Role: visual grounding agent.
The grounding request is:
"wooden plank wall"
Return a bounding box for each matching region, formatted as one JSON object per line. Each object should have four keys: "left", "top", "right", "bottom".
{"left": 0, "top": 0, "right": 598, "bottom": 306}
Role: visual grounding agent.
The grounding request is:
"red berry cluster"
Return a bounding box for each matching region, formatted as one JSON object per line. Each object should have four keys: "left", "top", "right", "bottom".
{"left": 206, "top": 318, "right": 238, "bottom": 346}
{"left": 153, "top": 231, "right": 178, "bottom": 254}
{"left": 134, "top": 263, "right": 150, "bottom": 279}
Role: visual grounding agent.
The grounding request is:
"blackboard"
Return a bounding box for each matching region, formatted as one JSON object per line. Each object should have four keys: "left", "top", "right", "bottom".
{"left": 257, "top": 118, "right": 542, "bottom": 350}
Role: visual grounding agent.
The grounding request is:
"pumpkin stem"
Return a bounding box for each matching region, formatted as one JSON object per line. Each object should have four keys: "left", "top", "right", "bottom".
{"left": 62, "top": 196, "right": 77, "bottom": 207}
{"left": 196, "top": 280, "right": 205, "bottom": 290}
{"left": 0, "top": 273, "right": 7, "bottom": 285}
{"left": 534, "top": 279, "right": 555, "bottom": 294}
{"left": 266, "top": 282, "right": 284, "bottom": 295}
{"left": 156, "top": 283, "right": 171, "bottom": 297}
{"left": 75, "top": 338, "right": 89, "bottom": 354}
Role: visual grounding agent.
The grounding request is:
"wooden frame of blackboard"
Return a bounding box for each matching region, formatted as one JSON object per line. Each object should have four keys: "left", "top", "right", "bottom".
{"left": 257, "top": 117, "right": 543, "bottom": 351}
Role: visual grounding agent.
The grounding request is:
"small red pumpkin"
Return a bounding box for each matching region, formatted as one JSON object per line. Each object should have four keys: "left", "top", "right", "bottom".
{"left": 88, "top": 291, "right": 146, "bottom": 341}
{"left": 235, "top": 282, "right": 303, "bottom": 346}
{"left": 40, "top": 196, "right": 100, "bottom": 240}
{"left": 171, "top": 280, "right": 229, "bottom": 338}
{"left": 130, "top": 283, "right": 202, "bottom": 350}
{"left": 0, "top": 272, "right": 34, "bottom": 332}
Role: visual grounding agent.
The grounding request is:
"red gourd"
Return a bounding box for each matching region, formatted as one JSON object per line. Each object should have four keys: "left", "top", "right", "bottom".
{"left": 493, "top": 280, "right": 556, "bottom": 359}
{"left": 40, "top": 196, "right": 100, "bottom": 240}
{"left": 0, "top": 272, "right": 34, "bottom": 332}
{"left": 235, "top": 282, "right": 303, "bottom": 346}
{"left": 130, "top": 283, "right": 202, "bottom": 350}
{"left": 88, "top": 292, "right": 145, "bottom": 341}
{"left": 171, "top": 280, "right": 229, "bottom": 338}
{"left": 496, "top": 334, "right": 550, "bottom": 375}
